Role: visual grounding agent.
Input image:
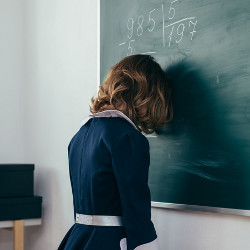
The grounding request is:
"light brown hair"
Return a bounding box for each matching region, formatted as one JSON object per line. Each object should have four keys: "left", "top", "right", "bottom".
{"left": 89, "top": 54, "right": 173, "bottom": 134}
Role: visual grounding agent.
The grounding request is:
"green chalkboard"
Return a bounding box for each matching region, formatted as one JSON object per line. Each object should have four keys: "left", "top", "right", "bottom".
{"left": 100, "top": 0, "right": 250, "bottom": 211}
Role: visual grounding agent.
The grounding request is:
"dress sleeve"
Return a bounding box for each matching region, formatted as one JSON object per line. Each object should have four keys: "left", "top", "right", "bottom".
{"left": 110, "top": 132, "right": 158, "bottom": 250}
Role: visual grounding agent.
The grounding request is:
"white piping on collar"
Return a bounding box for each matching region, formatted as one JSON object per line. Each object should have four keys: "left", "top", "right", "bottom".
{"left": 80, "top": 109, "right": 138, "bottom": 130}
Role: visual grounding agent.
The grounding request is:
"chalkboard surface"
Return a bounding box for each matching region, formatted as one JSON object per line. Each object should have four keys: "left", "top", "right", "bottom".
{"left": 100, "top": 0, "right": 250, "bottom": 210}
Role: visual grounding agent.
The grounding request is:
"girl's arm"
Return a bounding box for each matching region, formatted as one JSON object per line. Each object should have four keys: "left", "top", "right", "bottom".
{"left": 111, "top": 131, "right": 159, "bottom": 250}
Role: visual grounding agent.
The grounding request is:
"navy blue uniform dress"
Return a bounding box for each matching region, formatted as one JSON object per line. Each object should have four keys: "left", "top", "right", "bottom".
{"left": 58, "top": 110, "right": 158, "bottom": 250}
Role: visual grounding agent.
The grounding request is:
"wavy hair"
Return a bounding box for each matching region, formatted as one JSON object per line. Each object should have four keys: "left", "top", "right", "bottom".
{"left": 89, "top": 54, "right": 173, "bottom": 134}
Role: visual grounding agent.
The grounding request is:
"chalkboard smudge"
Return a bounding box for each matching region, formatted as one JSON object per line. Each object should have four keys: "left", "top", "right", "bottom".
{"left": 216, "top": 73, "right": 220, "bottom": 84}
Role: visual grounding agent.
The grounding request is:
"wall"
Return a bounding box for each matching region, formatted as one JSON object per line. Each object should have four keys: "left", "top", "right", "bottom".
{"left": 22, "top": 0, "right": 98, "bottom": 249}
{"left": 0, "top": 1, "right": 26, "bottom": 248}
{"left": 0, "top": 0, "right": 250, "bottom": 250}
{"left": 0, "top": 0, "right": 25, "bottom": 162}
{"left": 152, "top": 207, "right": 250, "bottom": 250}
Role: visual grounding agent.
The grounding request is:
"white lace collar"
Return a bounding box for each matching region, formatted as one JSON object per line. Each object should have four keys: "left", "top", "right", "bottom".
{"left": 80, "top": 109, "right": 137, "bottom": 130}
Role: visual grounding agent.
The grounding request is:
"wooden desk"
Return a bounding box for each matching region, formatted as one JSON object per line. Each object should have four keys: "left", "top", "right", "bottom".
{"left": 0, "top": 218, "right": 42, "bottom": 250}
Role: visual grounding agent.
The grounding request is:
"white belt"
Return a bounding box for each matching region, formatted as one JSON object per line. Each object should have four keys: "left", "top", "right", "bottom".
{"left": 75, "top": 213, "right": 123, "bottom": 226}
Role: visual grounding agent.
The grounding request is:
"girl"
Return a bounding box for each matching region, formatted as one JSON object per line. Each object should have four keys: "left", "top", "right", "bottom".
{"left": 58, "top": 54, "right": 173, "bottom": 250}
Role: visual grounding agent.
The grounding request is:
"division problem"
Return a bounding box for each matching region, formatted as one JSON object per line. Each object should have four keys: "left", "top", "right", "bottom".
{"left": 118, "top": 1, "right": 198, "bottom": 56}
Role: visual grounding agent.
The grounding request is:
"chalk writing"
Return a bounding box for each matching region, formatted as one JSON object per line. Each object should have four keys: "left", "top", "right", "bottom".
{"left": 148, "top": 9, "right": 156, "bottom": 32}
{"left": 137, "top": 15, "right": 144, "bottom": 36}
{"left": 168, "top": 0, "right": 178, "bottom": 20}
{"left": 127, "top": 39, "right": 135, "bottom": 55}
{"left": 127, "top": 18, "right": 134, "bottom": 39}
{"left": 118, "top": 1, "right": 198, "bottom": 55}
{"left": 189, "top": 20, "right": 198, "bottom": 40}
{"left": 176, "top": 23, "right": 185, "bottom": 43}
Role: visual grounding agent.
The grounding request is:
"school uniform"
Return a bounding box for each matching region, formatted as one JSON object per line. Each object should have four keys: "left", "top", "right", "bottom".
{"left": 58, "top": 109, "right": 159, "bottom": 250}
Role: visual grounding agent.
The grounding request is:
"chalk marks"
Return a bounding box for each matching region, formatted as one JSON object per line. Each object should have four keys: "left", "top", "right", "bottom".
{"left": 216, "top": 73, "right": 220, "bottom": 84}
{"left": 148, "top": 9, "right": 156, "bottom": 32}
{"left": 118, "top": 1, "right": 198, "bottom": 55}
{"left": 161, "top": 3, "right": 198, "bottom": 47}
{"left": 141, "top": 51, "right": 157, "bottom": 54}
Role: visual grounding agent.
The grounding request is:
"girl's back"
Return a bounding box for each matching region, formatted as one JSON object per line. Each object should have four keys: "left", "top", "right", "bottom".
{"left": 58, "top": 114, "right": 157, "bottom": 249}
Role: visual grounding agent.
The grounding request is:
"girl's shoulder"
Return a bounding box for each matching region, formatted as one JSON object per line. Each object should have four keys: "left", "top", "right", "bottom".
{"left": 99, "top": 117, "right": 149, "bottom": 149}
{"left": 90, "top": 116, "right": 148, "bottom": 147}
{"left": 79, "top": 110, "right": 149, "bottom": 148}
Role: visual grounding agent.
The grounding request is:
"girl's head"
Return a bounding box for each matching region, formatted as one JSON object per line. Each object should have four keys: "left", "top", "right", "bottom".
{"left": 90, "top": 54, "right": 173, "bottom": 134}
